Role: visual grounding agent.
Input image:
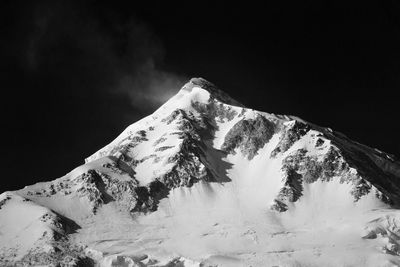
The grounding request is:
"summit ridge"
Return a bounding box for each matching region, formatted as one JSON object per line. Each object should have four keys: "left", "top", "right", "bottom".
{"left": 1, "top": 78, "right": 400, "bottom": 266}
{"left": 181, "top": 77, "right": 243, "bottom": 107}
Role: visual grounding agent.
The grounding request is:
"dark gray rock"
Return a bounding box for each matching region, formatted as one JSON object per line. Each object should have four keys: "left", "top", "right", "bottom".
{"left": 191, "top": 99, "right": 238, "bottom": 123}
{"left": 272, "top": 168, "right": 303, "bottom": 212}
{"left": 222, "top": 115, "right": 276, "bottom": 159}
{"left": 270, "top": 121, "right": 310, "bottom": 158}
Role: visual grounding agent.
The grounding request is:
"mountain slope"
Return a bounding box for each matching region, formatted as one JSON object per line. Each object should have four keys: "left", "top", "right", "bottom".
{"left": 1, "top": 78, "right": 400, "bottom": 266}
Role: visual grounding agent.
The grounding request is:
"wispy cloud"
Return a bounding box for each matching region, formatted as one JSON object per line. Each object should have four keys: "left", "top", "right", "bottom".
{"left": 24, "top": 0, "right": 186, "bottom": 112}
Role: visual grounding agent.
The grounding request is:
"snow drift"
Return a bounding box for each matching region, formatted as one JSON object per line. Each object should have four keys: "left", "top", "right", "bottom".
{"left": 1, "top": 78, "right": 400, "bottom": 266}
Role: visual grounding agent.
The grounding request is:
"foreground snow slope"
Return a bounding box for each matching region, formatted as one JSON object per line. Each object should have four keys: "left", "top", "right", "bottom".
{"left": 1, "top": 78, "right": 400, "bottom": 266}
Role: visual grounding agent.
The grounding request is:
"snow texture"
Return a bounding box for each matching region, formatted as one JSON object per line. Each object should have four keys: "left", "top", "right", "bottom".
{"left": 1, "top": 77, "right": 400, "bottom": 266}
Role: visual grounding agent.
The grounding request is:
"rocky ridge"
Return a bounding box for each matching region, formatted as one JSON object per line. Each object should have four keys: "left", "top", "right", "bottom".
{"left": 1, "top": 77, "right": 400, "bottom": 266}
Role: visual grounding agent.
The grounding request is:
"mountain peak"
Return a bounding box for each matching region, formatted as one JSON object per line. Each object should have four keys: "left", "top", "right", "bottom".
{"left": 181, "top": 77, "right": 243, "bottom": 107}
{"left": 2, "top": 77, "right": 400, "bottom": 266}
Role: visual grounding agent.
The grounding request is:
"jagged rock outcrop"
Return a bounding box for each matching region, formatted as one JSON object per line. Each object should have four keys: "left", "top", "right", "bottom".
{"left": 222, "top": 115, "right": 276, "bottom": 159}
{"left": 270, "top": 120, "right": 311, "bottom": 158}
{"left": 1, "top": 77, "right": 400, "bottom": 266}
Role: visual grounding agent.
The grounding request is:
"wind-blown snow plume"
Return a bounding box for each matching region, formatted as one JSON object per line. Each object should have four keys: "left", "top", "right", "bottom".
{"left": 24, "top": 0, "right": 186, "bottom": 112}
{"left": 1, "top": 78, "right": 400, "bottom": 266}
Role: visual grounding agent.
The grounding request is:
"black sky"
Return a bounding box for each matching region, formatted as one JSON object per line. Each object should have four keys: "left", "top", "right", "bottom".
{"left": 2, "top": 0, "right": 400, "bottom": 191}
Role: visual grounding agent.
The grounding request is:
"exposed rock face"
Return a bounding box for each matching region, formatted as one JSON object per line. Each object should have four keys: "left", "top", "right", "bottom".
{"left": 339, "top": 149, "right": 400, "bottom": 205}
{"left": 191, "top": 99, "right": 238, "bottom": 124}
{"left": 158, "top": 110, "right": 214, "bottom": 188}
{"left": 270, "top": 121, "right": 310, "bottom": 158}
{"left": 222, "top": 115, "right": 276, "bottom": 159}
{"left": 132, "top": 181, "right": 169, "bottom": 212}
{"left": 271, "top": 146, "right": 374, "bottom": 211}
{"left": 1, "top": 77, "right": 400, "bottom": 266}
{"left": 272, "top": 168, "right": 303, "bottom": 212}
{"left": 71, "top": 168, "right": 169, "bottom": 213}
{"left": 75, "top": 171, "right": 106, "bottom": 213}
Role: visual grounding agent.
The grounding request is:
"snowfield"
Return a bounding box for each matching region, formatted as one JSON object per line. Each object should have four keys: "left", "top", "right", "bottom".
{"left": 1, "top": 78, "right": 400, "bottom": 266}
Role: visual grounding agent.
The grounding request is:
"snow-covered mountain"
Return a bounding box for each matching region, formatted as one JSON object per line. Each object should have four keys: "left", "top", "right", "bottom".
{"left": 1, "top": 78, "right": 400, "bottom": 266}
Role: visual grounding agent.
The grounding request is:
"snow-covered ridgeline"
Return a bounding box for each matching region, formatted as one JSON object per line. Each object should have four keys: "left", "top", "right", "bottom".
{"left": 1, "top": 78, "right": 400, "bottom": 266}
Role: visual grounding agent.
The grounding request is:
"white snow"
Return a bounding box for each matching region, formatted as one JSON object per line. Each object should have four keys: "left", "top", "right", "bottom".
{"left": 69, "top": 179, "right": 400, "bottom": 267}
{"left": 2, "top": 79, "right": 400, "bottom": 266}
{"left": 69, "top": 134, "right": 400, "bottom": 266}
{"left": 0, "top": 192, "right": 61, "bottom": 260}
